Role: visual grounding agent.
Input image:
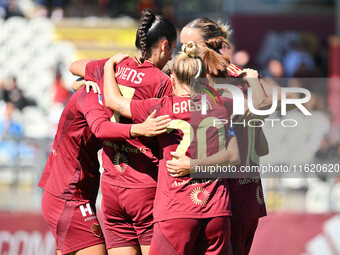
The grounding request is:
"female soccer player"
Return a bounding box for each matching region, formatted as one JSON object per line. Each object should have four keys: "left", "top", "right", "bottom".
{"left": 178, "top": 18, "right": 269, "bottom": 255}
{"left": 39, "top": 75, "right": 171, "bottom": 255}
{"left": 70, "top": 9, "right": 177, "bottom": 255}
{"left": 103, "top": 42, "right": 240, "bottom": 255}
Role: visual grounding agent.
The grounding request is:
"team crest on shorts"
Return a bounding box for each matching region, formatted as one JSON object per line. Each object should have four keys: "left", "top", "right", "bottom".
{"left": 91, "top": 223, "right": 102, "bottom": 237}
{"left": 190, "top": 187, "right": 210, "bottom": 206}
{"left": 114, "top": 152, "right": 128, "bottom": 173}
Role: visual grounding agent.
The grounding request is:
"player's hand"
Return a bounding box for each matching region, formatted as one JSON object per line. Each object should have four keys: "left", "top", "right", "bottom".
{"left": 72, "top": 79, "right": 85, "bottom": 92}
{"left": 237, "top": 68, "right": 258, "bottom": 80}
{"left": 167, "top": 152, "right": 191, "bottom": 177}
{"left": 85, "top": 81, "right": 101, "bottom": 94}
{"left": 132, "top": 110, "right": 171, "bottom": 137}
{"left": 105, "top": 53, "right": 129, "bottom": 67}
{"left": 227, "top": 63, "right": 243, "bottom": 77}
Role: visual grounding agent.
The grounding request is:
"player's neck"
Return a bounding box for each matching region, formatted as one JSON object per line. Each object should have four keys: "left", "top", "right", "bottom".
{"left": 174, "top": 84, "right": 191, "bottom": 97}
{"left": 147, "top": 50, "right": 165, "bottom": 69}
{"left": 146, "top": 55, "right": 158, "bottom": 68}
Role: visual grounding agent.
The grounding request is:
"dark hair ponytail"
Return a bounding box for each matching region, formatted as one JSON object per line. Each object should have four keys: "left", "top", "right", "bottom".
{"left": 135, "top": 9, "right": 155, "bottom": 61}
{"left": 186, "top": 17, "right": 231, "bottom": 41}
{"left": 135, "top": 9, "right": 177, "bottom": 62}
{"left": 186, "top": 17, "right": 232, "bottom": 53}
{"left": 200, "top": 37, "right": 231, "bottom": 77}
{"left": 205, "top": 36, "right": 232, "bottom": 53}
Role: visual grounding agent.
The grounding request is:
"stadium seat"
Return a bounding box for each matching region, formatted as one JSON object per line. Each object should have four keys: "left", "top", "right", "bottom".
{"left": 22, "top": 106, "right": 51, "bottom": 138}
{"left": 0, "top": 19, "right": 4, "bottom": 44}
{"left": 2, "top": 17, "right": 28, "bottom": 38}
{"left": 17, "top": 167, "right": 36, "bottom": 187}
{"left": 28, "top": 17, "right": 55, "bottom": 41}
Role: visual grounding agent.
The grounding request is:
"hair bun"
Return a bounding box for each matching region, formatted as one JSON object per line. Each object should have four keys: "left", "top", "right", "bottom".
{"left": 205, "top": 36, "right": 231, "bottom": 51}
{"left": 216, "top": 20, "right": 231, "bottom": 39}
{"left": 182, "top": 41, "right": 198, "bottom": 57}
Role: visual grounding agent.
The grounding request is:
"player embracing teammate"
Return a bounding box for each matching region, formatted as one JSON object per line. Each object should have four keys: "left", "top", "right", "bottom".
{"left": 103, "top": 42, "right": 240, "bottom": 254}
{"left": 179, "top": 18, "right": 269, "bottom": 255}
{"left": 39, "top": 9, "right": 270, "bottom": 255}
{"left": 38, "top": 63, "right": 171, "bottom": 255}
{"left": 70, "top": 9, "right": 177, "bottom": 255}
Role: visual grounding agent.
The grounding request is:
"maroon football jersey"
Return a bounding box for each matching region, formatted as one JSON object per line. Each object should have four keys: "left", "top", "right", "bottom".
{"left": 131, "top": 95, "right": 233, "bottom": 222}
{"left": 85, "top": 57, "right": 173, "bottom": 188}
{"left": 38, "top": 87, "right": 132, "bottom": 202}
{"left": 225, "top": 80, "right": 267, "bottom": 221}
{"left": 228, "top": 125, "right": 267, "bottom": 221}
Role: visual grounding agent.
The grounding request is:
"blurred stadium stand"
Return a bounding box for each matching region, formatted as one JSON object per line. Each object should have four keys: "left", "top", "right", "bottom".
{"left": 0, "top": 0, "right": 338, "bottom": 215}
{"left": 54, "top": 17, "right": 137, "bottom": 59}
{"left": 0, "top": 16, "right": 138, "bottom": 212}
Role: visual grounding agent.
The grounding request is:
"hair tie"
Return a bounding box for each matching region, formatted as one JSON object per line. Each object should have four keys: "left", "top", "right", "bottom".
{"left": 183, "top": 45, "right": 187, "bottom": 55}
{"left": 194, "top": 61, "right": 202, "bottom": 79}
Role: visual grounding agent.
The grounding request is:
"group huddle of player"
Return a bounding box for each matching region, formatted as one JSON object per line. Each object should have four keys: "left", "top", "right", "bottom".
{"left": 39, "top": 9, "right": 270, "bottom": 255}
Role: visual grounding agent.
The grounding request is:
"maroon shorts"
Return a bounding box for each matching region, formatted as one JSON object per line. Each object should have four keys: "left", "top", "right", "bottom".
{"left": 149, "top": 217, "right": 231, "bottom": 255}
{"left": 101, "top": 181, "right": 155, "bottom": 249}
{"left": 230, "top": 218, "right": 259, "bottom": 255}
{"left": 41, "top": 191, "right": 104, "bottom": 254}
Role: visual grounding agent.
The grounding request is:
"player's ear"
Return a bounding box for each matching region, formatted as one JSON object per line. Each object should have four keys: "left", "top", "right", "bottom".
{"left": 161, "top": 39, "right": 169, "bottom": 52}
{"left": 170, "top": 73, "right": 176, "bottom": 89}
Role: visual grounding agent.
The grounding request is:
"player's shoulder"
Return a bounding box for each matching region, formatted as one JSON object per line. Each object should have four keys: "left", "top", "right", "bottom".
{"left": 116, "top": 57, "right": 139, "bottom": 68}
{"left": 147, "top": 95, "right": 174, "bottom": 111}
{"left": 87, "top": 58, "right": 110, "bottom": 70}
{"left": 120, "top": 57, "right": 136, "bottom": 66}
{"left": 147, "top": 95, "right": 172, "bottom": 105}
{"left": 221, "top": 96, "right": 233, "bottom": 104}
{"left": 74, "top": 86, "right": 100, "bottom": 109}
{"left": 156, "top": 70, "right": 171, "bottom": 84}
{"left": 142, "top": 62, "right": 171, "bottom": 81}
{"left": 57, "top": 89, "right": 83, "bottom": 121}
{"left": 221, "top": 96, "right": 233, "bottom": 109}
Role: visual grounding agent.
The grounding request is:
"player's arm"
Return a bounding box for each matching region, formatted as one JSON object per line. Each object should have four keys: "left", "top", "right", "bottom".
{"left": 239, "top": 68, "right": 267, "bottom": 105}
{"left": 167, "top": 135, "right": 241, "bottom": 178}
{"left": 69, "top": 58, "right": 98, "bottom": 77}
{"left": 103, "top": 54, "right": 132, "bottom": 118}
{"left": 232, "top": 66, "right": 296, "bottom": 113}
{"left": 263, "top": 79, "right": 297, "bottom": 112}
{"left": 80, "top": 91, "right": 170, "bottom": 139}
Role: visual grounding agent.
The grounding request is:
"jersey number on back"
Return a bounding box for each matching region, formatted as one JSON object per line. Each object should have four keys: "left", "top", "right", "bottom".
{"left": 167, "top": 118, "right": 226, "bottom": 159}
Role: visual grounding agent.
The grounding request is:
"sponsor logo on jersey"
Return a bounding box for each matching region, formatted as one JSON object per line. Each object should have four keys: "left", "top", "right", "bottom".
{"left": 51, "top": 148, "right": 57, "bottom": 156}
{"left": 114, "top": 152, "right": 128, "bottom": 173}
{"left": 190, "top": 187, "right": 210, "bottom": 206}
{"left": 103, "top": 141, "right": 147, "bottom": 154}
{"left": 91, "top": 223, "right": 102, "bottom": 238}
{"left": 80, "top": 203, "right": 97, "bottom": 221}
